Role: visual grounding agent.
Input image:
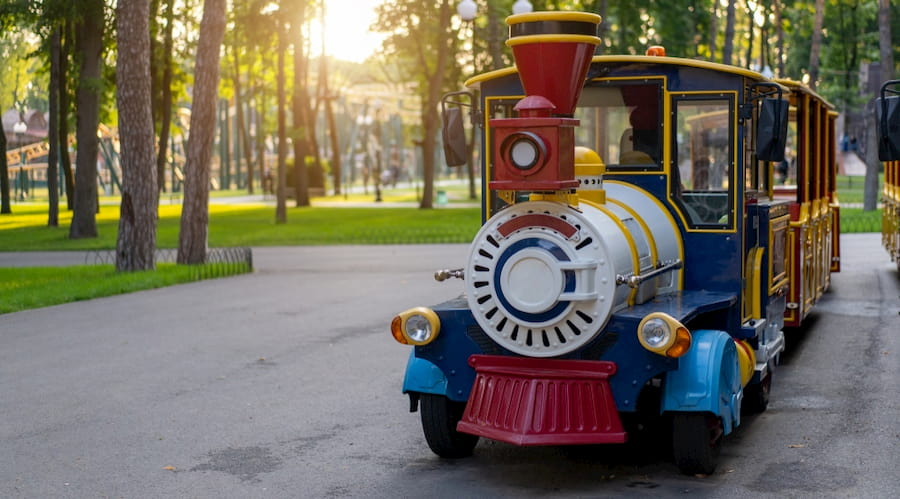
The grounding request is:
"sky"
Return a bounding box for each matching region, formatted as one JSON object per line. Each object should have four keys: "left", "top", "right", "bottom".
{"left": 310, "top": 0, "right": 388, "bottom": 63}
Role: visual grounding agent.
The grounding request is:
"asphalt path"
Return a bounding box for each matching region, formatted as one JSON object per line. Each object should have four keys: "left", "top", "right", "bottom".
{"left": 1, "top": 235, "right": 898, "bottom": 498}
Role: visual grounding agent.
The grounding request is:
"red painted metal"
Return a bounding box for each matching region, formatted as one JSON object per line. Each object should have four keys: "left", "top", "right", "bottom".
{"left": 511, "top": 41, "right": 597, "bottom": 116}
{"left": 496, "top": 213, "right": 578, "bottom": 239}
{"left": 457, "top": 355, "right": 626, "bottom": 446}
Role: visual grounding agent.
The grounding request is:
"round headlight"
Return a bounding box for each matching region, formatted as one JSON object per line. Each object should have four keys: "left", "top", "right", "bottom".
{"left": 405, "top": 315, "right": 433, "bottom": 343}
{"left": 504, "top": 132, "right": 546, "bottom": 171}
{"left": 640, "top": 317, "right": 671, "bottom": 349}
{"left": 510, "top": 139, "right": 538, "bottom": 169}
{"left": 390, "top": 307, "right": 441, "bottom": 346}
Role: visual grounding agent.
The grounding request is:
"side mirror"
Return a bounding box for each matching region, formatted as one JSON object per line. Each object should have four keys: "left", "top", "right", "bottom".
{"left": 756, "top": 98, "right": 789, "bottom": 162}
{"left": 440, "top": 90, "right": 475, "bottom": 167}
{"left": 876, "top": 80, "right": 900, "bottom": 161}
{"left": 441, "top": 107, "right": 468, "bottom": 167}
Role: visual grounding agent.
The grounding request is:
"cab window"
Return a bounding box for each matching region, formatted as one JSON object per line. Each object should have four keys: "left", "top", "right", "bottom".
{"left": 575, "top": 81, "right": 662, "bottom": 171}
{"left": 672, "top": 96, "right": 734, "bottom": 228}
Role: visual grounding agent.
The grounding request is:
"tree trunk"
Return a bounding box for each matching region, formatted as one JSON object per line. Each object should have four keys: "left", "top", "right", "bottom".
{"left": 275, "top": 21, "right": 288, "bottom": 224}
{"left": 808, "top": 0, "right": 825, "bottom": 91}
{"left": 115, "top": 0, "right": 158, "bottom": 271}
{"left": 68, "top": 0, "right": 105, "bottom": 239}
{"left": 0, "top": 123, "right": 9, "bottom": 214}
{"left": 231, "top": 40, "right": 255, "bottom": 195}
{"left": 177, "top": 0, "right": 226, "bottom": 264}
{"left": 708, "top": 1, "right": 718, "bottom": 62}
{"left": 722, "top": 0, "right": 736, "bottom": 66}
{"left": 864, "top": 105, "right": 880, "bottom": 211}
{"left": 774, "top": 0, "right": 785, "bottom": 77}
{"left": 419, "top": 0, "right": 453, "bottom": 209}
{"left": 59, "top": 19, "right": 75, "bottom": 211}
{"left": 291, "top": 9, "right": 311, "bottom": 207}
{"left": 879, "top": 0, "right": 894, "bottom": 82}
{"left": 48, "top": 25, "right": 61, "bottom": 227}
{"left": 155, "top": 0, "right": 175, "bottom": 194}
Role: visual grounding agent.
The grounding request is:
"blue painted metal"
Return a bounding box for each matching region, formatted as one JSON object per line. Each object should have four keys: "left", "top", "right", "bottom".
{"left": 401, "top": 351, "right": 447, "bottom": 395}
{"left": 661, "top": 329, "right": 742, "bottom": 434}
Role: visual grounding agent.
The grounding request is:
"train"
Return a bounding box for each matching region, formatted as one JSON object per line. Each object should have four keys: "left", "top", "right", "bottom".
{"left": 389, "top": 11, "right": 840, "bottom": 475}
{"left": 877, "top": 79, "right": 900, "bottom": 271}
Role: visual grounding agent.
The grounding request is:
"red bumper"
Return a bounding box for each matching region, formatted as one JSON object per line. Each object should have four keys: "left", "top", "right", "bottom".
{"left": 456, "top": 355, "right": 626, "bottom": 446}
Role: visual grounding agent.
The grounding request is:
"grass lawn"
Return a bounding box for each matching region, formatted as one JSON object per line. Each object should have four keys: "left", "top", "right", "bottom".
{"left": 0, "top": 264, "right": 248, "bottom": 314}
{"left": 0, "top": 203, "right": 482, "bottom": 251}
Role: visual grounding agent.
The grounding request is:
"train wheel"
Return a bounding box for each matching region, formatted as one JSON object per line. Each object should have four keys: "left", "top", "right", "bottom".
{"left": 672, "top": 412, "right": 723, "bottom": 475}
{"left": 419, "top": 394, "right": 479, "bottom": 458}
{"left": 742, "top": 373, "right": 772, "bottom": 414}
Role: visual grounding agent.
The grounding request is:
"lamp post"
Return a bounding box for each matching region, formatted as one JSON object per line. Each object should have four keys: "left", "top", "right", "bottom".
{"left": 13, "top": 121, "right": 27, "bottom": 201}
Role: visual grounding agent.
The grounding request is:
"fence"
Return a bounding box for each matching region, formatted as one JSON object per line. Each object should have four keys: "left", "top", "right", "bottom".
{"left": 84, "top": 247, "right": 253, "bottom": 279}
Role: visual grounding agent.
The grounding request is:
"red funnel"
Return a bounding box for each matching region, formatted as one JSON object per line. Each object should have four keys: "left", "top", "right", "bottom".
{"left": 507, "top": 12, "right": 601, "bottom": 116}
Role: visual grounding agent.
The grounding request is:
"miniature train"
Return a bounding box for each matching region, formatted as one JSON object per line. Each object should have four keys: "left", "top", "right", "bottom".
{"left": 390, "top": 11, "right": 840, "bottom": 475}
{"left": 877, "top": 80, "right": 900, "bottom": 271}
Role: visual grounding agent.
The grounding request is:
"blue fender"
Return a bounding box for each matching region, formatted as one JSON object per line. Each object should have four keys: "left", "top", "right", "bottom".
{"left": 661, "top": 329, "right": 743, "bottom": 434}
{"left": 401, "top": 351, "right": 448, "bottom": 396}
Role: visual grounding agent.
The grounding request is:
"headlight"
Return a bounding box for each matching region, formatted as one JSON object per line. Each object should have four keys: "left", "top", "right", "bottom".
{"left": 637, "top": 312, "right": 692, "bottom": 358}
{"left": 390, "top": 307, "right": 441, "bottom": 346}
{"left": 503, "top": 132, "right": 547, "bottom": 171}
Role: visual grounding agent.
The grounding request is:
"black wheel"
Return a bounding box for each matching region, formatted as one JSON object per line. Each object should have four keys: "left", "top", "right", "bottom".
{"left": 672, "top": 412, "right": 723, "bottom": 475}
{"left": 419, "top": 394, "right": 479, "bottom": 458}
{"left": 742, "top": 373, "right": 772, "bottom": 414}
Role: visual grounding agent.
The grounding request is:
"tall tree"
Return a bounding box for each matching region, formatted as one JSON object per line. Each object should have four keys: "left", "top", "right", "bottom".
{"left": 115, "top": 0, "right": 158, "bottom": 271}
{"left": 68, "top": 0, "right": 106, "bottom": 239}
{"left": 722, "top": 0, "right": 736, "bottom": 65}
{"left": 177, "top": 0, "right": 226, "bottom": 264}
{"left": 808, "top": 0, "right": 825, "bottom": 91}
{"left": 374, "top": 0, "right": 458, "bottom": 209}
{"left": 154, "top": 0, "right": 176, "bottom": 194}
{"left": 290, "top": 1, "right": 311, "bottom": 207}
{"left": 275, "top": 14, "right": 288, "bottom": 223}
{"left": 47, "top": 25, "right": 60, "bottom": 227}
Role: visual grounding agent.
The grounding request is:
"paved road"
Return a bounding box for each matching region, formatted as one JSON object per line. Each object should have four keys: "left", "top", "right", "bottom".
{"left": 1, "top": 235, "right": 898, "bottom": 498}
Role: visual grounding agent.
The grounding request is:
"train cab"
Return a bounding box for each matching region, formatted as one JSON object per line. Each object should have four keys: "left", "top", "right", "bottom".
{"left": 391, "top": 10, "right": 837, "bottom": 476}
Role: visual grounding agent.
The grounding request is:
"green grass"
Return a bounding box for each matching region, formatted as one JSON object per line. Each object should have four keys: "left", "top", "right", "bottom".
{"left": 835, "top": 174, "right": 882, "bottom": 205}
{"left": 0, "top": 203, "right": 482, "bottom": 251}
{"left": 0, "top": 263, "right": 247, "bottom": 314}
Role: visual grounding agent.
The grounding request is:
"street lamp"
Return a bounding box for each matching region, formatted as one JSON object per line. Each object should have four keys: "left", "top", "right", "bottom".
{"left": 512, "top": 0, "right": 533, "bottom": 14}
{"left": 13, "top": 120, "right": 27, "bottom": 201}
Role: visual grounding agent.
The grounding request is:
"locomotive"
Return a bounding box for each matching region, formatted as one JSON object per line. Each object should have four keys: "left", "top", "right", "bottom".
{"left": 390, "top": 11, "right": 839, "bottom": 475}
{"left": 877, "top": 80, "right": 900, "bottom": 271}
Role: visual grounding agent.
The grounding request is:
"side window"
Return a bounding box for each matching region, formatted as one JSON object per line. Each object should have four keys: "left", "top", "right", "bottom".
{"left": 672, "top": 97, "right": 734, "bottom": 228}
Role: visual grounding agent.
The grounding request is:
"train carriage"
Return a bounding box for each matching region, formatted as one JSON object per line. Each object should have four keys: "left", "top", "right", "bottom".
{"left": 876, "top": 80, "right": 900, "bottom": 270}
{"left": 772, "top": 81, "right": 840, "bottom": 326}
{"left": 390, "top": 11, "right": 838, "bottom": 475}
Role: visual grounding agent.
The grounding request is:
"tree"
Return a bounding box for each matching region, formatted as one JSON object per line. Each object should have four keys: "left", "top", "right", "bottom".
{"left": 47, "top": 25, "right": 60, "bottom": 226}
{"left": 178, "top": 0, "right": 226, "bottom": 264}
{"left": 808, "top": 0, "right": 825, "bottom": 91}
{"left": 722, "top": 0, "right": 736, "bottom": 65}
{"left": 153, "top": 0, "right": 176, "bottom": 194}
{"left": 68, "top": 0, "right": 106, "bottom": 239}
{"left": 115, "top": 0, "right": 158, "bottom": 271}
{"left": 374, "top": 0, "right": 459, "bottom": 209}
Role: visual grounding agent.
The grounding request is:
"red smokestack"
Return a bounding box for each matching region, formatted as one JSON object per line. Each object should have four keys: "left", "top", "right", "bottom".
{"left": 507, "top": 12, "right": 601, "bottom": 116}
{"left": 488, "top": 12, "right": 601, "bottom": 192}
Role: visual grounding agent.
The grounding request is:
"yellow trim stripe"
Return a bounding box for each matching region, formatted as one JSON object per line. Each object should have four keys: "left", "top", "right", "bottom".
{"left": 506, "top": 12, "right": 602, "bottom": 24}
{"left": 506, "top": 34, "right": 600, "bottom": 47}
